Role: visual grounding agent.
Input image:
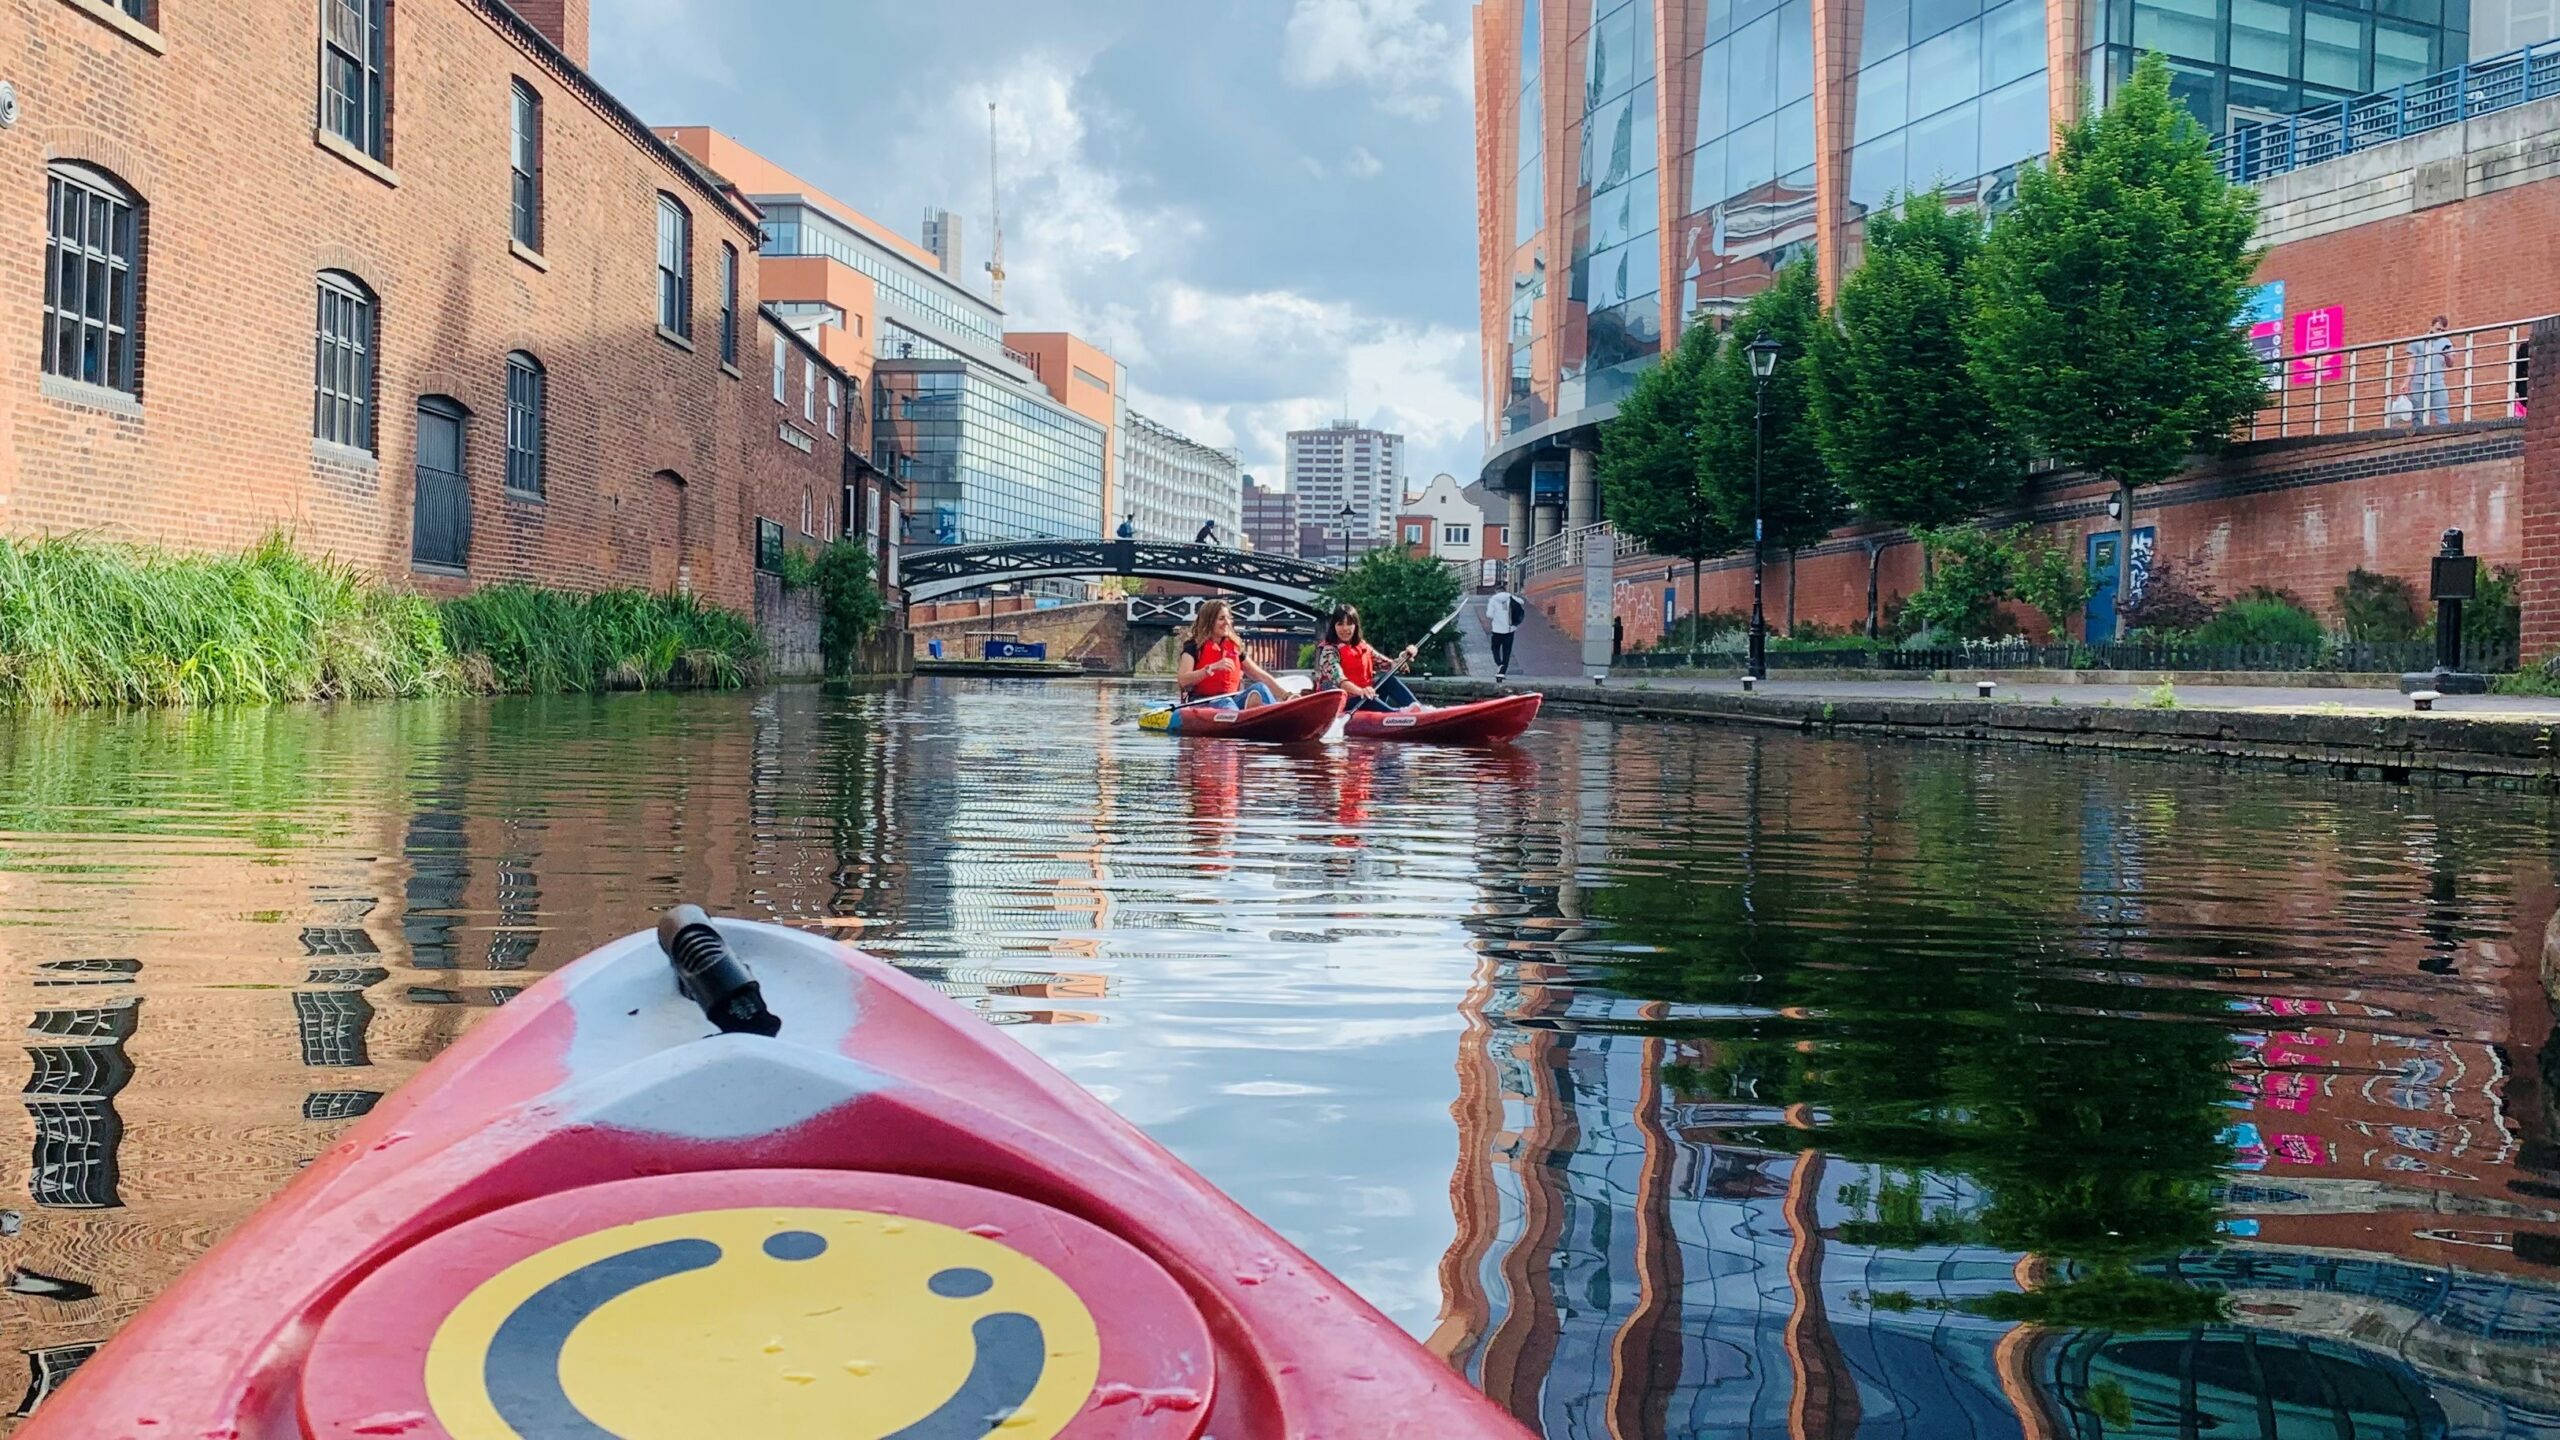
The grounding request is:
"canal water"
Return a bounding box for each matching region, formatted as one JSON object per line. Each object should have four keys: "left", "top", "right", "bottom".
{"left": 0, "top": 677, "right": 2555, "bottom": 1436}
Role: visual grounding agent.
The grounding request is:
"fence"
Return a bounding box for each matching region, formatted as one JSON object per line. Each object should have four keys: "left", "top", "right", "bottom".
{"left": 2212, "top": 40, "right": 2560, "bottom": 185}
{"left": 1513, "top": 521, "right": 1652, "bottom": 588}
{"left": 2244, "top": 316, "right": 2538, "bottom": 440}
{"left": 1620, "top": 636, "right": 2519, "bottom": 674}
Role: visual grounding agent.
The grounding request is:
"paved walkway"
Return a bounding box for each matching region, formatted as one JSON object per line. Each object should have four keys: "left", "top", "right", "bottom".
{"left": 1598, "top": 674, "right": 2560, "bottom": 719}
{"left": 1468, "top": 595, "right": 1585, "bottom": 680}
{"left": 1468, "top": 606, "right": 2560, "bottom": 719}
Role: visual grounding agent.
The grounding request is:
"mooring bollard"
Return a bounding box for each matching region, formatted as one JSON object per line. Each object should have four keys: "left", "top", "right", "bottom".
{"left": 2411, "top": 690, "right": 2441, "bottom": 712}
{"left": 1741, "top": 675, "right": 1758, "bottom": 693}
{"left": 1976, "top": 680, "right": 1998, "bottom": 699}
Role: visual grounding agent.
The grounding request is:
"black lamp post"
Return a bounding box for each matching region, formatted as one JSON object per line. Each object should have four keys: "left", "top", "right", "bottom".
{"left": 1745, "top": 332, "right": 1782, "bottom": 681}
{"left": 1337, "top": 503, "right": 1357, "bottom": 568}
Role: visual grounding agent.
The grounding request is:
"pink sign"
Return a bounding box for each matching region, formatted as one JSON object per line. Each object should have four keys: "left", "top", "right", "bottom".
{"left": 2290, "top": 306, "right": 2343, "bottom": 386}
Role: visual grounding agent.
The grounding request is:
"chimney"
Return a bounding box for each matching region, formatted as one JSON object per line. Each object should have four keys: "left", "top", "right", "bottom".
{"left": 510, "top": 0, "right": 590, "bottom": 66}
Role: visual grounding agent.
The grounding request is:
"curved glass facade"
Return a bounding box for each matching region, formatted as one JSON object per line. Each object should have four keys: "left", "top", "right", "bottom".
{"left": 1565, "top": 0, "right": 1664, "bottom": 413}
{"left": 760, "top": 202, "right": 1005, "bottom": 346}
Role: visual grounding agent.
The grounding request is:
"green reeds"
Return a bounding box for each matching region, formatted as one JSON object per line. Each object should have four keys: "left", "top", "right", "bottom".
{"left": 0, "top": 535, "right": 762, "bottom": 708}
{"left": 0, "top": 534, "right": 452, "bottom": 707}
{"left": 440, "top": 583, "right": 760, "bottom": 694}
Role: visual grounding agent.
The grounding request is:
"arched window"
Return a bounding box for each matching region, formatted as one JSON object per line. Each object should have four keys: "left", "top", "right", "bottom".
{"left": 504, "top": 352, "right": 546, "bottom": 496}
{"left": 43, "top": 163, "right": 143, "bottom": 395}
{"left": 313, "top": 270, "right": 376, "bottom": 450}
{"left": 655, "top": 195, "right": 692, "bottom": 339}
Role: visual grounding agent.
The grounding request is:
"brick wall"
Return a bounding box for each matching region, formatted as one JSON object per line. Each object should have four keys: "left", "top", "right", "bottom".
{"left": 1539, "top": 425, "right": 2531, "bottom": 650}
{"left": 1, "top": 0, "right": 820, "bottom": 618}
{"left": 908, "top": 599, "right": 1129, "bottom": 670}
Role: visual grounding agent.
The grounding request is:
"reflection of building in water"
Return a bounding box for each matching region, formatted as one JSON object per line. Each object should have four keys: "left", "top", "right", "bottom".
{"left": 24, "top": 994, "right": 137, "bottom": 1211}
{"left": 1435, "top": 948, "right": 2560, "bottom": 1436}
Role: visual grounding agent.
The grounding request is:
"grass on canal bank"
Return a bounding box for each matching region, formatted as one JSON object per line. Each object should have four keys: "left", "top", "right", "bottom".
{"left": 0, "top": 535, "right": 761, "bottom": 707}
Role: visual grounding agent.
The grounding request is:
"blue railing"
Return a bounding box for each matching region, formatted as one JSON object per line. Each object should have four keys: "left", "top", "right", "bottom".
{"left": 2212, "top": 40, "right": 2560, "bottom": 184}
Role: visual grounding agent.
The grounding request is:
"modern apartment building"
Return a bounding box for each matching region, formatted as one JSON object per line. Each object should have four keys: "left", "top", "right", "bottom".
{"left": 1243, "top": 477, "right": 1301, "bottom": 556}
{"left": 658, "top": 129, "right": 1112, "bottom": 546}
{"left": 1121, "top": 413, "right": 1243, "bottom": 543}
{"left": 1285, "top": 420, "right": 1406, "bottom": 558}
{"left": 1472, "top": 0, "right": 2477, "bottom": 544}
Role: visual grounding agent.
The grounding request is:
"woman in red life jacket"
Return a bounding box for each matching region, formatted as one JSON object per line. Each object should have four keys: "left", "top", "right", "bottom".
{"left": 1312, "top": 604, "right": 1421, "bottom": 713}
{"left": 1177, "top": 599, "right": 1281, "bottom": 710}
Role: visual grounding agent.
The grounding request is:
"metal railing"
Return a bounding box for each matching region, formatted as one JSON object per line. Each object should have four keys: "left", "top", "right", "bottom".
{"left": 1621, "top": 637, "right": 2519, "bottom": 674}
{"left": 2213, "top": 40, "right": 2560, "bottom": 185}
{"left": 1514, "top": 521, "right": 1655, "bottom": 587}
{"left": 2244, "top": 316, "right": 2537, "bottom": 440}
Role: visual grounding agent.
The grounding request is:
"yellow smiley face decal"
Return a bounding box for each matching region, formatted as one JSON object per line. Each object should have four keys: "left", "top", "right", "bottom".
{"left": 421, "top": 1207, "right": 1103, "bottom": 1440}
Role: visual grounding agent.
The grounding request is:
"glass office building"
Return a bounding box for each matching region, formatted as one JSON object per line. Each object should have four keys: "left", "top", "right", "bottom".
{"left": 873, "top": 361, "right": 1107, "bottom": 546}
{"left": 1476, "top": 0, "right": 2471, "bottom": 511}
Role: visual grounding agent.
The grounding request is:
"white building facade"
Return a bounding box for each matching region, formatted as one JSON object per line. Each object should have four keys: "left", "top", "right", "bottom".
{"left": 1286, "top": 420, "right": 1405, "bottom": 557}
{"left": 1121, "top": 412, "right": 1243, "bottom": 544}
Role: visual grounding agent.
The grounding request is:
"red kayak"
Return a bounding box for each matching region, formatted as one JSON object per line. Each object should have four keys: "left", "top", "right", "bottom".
{"left": 1344, "top": 691, "right": 1543, "bottom": 745}
{"left": 1136, "top": 686, "right": 1344, "bottom": 741}
{"left": 25, "top": 909, "right": 1529, "bottom": 1440}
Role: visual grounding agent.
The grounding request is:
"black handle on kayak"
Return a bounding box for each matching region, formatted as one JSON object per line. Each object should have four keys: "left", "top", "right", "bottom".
{"left": 656, "top": 905, "right": 781, "bottom": 1037}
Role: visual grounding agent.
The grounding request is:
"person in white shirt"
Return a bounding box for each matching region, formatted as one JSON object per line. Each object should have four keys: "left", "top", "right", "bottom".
{"left": 1485, "top": 583, "right": 1521, "bottom": 680}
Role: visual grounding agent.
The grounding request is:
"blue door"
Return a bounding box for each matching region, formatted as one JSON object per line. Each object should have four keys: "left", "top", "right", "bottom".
{"left": 2083, "top": 527, "right": 2156, "bottom": 642}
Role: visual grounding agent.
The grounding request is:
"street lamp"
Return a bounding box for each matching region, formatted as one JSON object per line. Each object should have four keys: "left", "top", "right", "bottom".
{"left": 1337, "top": 503, "right": 1357, "bottom": 568}
{"left": 1746, "top": 332, "right": 1782, "bottom": 682}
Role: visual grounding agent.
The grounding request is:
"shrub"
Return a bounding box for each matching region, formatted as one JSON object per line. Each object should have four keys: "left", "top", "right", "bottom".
{"left": 1648, "top": 610, "right": 1750, "bottom": 653}
{"left": 2335, "top": 568, "right": 2424, "bottom": 642}
{"left": 1904, "top": 525, "right": 2088, "bottom": 638}
{"left": 795, "top": 541, "right": 886, "bottom": 674}
{"left": 2123, "top": 553, "right": 2220, "bottom": 635}
{"left": 2465, "top": 563, "right": 2521, "bottom": 659}
{"left": 2191, "top": 591, "right": 2324, "bottom": 649}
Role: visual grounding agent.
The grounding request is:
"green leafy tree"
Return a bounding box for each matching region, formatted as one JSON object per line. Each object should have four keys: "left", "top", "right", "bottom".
{"left": 1699, "top": 263, "right": 1844, "bottom": 614}
{"left": 1319, "top": 547, "right": 1465, "bottom": 672}
{"left": 1968, "top": 51, "right": 2265, "bottom": 629}
{"left": 1811, "top": 191, "right": 2024, "bottom": 573}
{"left": 1599, "top": 324, "right": 1736, "bottom": 662}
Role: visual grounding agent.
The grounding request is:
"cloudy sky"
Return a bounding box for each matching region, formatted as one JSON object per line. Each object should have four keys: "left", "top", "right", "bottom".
{"left": 592, "top": 0, "right": 1485, "bottom": 492}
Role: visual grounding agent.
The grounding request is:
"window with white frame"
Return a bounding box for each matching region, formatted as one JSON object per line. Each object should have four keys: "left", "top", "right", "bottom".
{"left": 772, "top": 334, "right": 786, "bottom": 401}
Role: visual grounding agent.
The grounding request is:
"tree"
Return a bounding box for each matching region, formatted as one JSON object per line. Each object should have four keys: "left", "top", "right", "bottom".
{"left": 1811, "top": 190, "right": 2024, "bottom": 630}
{"left": 1599, "top": 323, "right": 1736, "bottom": 663}
{"left": 1318, "top": 547, "right": 1464, "bottom": 671}
{"left": 1698, "top": 262, "right": 1844, "bottom": 633}
{"left": 1968, "top": 51, "right": 2265, "bottom": 630}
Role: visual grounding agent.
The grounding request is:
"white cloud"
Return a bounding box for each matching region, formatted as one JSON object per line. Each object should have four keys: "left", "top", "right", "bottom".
{"left": 859, "top": 51, "right": 1483, "bottom": 486}
{"left": 1282, "top": 0, "right": 1472, "bottom": 120}
{"left": 1346, "top": 144, "right": 1385, "bottom": 179}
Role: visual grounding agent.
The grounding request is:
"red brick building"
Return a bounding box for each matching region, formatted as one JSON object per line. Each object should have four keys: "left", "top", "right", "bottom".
{"left": 0, "top": 0, "right": 872, "bottom": 628}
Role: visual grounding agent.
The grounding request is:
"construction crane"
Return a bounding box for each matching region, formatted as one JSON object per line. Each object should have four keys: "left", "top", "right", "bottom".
{"left": 984, "top": 101, "right": 1006, "bottom": 308}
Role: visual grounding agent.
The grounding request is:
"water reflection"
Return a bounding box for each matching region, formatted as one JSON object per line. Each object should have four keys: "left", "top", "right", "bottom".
{"left": 0, "top": 683, "right": 2551, "bottom": 1436}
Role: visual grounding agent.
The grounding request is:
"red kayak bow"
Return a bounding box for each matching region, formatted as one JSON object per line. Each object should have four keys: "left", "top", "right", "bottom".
{"left": 1138, "top": 686, "right": 1344, "bottom": 742}
{"left": 1343, "top": 692, "right": 1543, "bottom": 745}
{"left": 23, "top": 910, "right": 1529, "bottom": 1440}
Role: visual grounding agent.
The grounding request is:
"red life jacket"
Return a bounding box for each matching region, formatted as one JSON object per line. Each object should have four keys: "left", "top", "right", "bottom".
{"left": 1332, "top": 643, "right": 1375, "bottom": 690}
{"left": 1187, "top": 636, "right": 1241, "bottom": 699}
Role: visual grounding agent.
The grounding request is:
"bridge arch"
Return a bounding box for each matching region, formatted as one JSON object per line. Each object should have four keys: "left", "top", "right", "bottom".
{"left": 899, "top": 539, "right": 1338, "bottom": 614}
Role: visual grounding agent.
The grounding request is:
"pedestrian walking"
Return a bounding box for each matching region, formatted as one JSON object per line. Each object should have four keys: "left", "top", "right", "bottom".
{"left": 1485, "top": 580, "right": 1521, "bottom": 681}
{"left": 1116, "top": 513, "right": 1136, "bottom": 539}
{"left": 2408, "top": 315, "right": 2454, "bottom": 427}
